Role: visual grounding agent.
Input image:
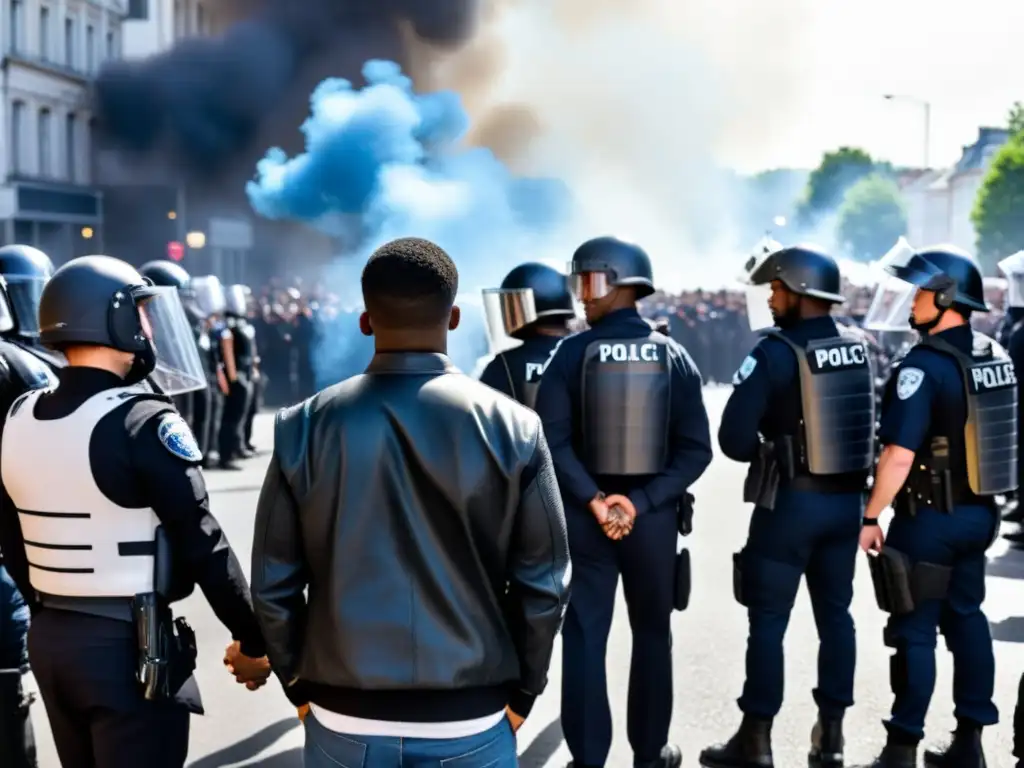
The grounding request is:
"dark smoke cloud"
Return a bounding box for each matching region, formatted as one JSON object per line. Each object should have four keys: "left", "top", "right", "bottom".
{"left": 93, "top": 0, "right": 480, "bottom": 180}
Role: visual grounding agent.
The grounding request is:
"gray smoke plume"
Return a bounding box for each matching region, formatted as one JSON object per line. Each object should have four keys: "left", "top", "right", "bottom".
{"left": 93, "top": 0, "right": 481, "bottom": 180}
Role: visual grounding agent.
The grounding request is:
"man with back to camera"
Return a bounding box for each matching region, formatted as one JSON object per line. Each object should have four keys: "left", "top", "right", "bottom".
{"left": 534, "top": 235, "right": 713, "bottom": 768}
{"left": 0, "top": 255, "right": 271, "bottom": 768}
{"left": 250, "top": 237, "right": 572, "bottom": 768}
{"left": 700, "top": 245, "right": 876, "bottom": 768}
{"left": 857, "top": 246, "right": 1010, "bottom": 768}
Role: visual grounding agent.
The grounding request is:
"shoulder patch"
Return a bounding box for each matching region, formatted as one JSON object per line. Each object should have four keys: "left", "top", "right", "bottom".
{"left": 157, "top": 414, "right": 203, "bottom": 463}
{"left": 732, "top": 354, "right": 758, "bottom": 385}
{"left": 896, "top": 367, "right": 925, "bottom": 400}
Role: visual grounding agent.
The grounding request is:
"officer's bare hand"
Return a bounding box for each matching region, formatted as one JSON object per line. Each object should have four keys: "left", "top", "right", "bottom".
{"left": 224, "top": 641, "right": 272, "bottom": 689}
{"left": 859, "top": 525, "right": 884, "bottom": 553}
{"left": 505, "top": 706, "right": 525, "bottom": 733}
{"left": 588, "top": 495, "right": 611, "bottom": 525}
{"left": 604, "top": 495, "right": 636, "bottom": 539}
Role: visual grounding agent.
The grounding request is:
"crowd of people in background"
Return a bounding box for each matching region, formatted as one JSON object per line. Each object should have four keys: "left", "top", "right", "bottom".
{"left": 244, "top": 275, "right": 1012, "bottom": 404}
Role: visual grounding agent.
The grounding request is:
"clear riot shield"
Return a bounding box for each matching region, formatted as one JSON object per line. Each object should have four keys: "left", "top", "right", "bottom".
{"left": 999, "top": 251, "right": 1024, "bottom": 309}
{"left": 138, "top": 286, "right": 207, "bottom": 394}
{"left": 481, "top": 288, "right": 530, "bottom": 355}
{"left": 739, "top": 236, "right": 783, "bottom": 332}
{"left": 863, "top": 238, "right": 918, "bottom": 331}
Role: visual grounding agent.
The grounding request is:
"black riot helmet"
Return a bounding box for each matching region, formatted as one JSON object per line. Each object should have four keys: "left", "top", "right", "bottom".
{"left": 745, "top": 244, "right": 845, "bottom": 304}
{"left": 39, "top": 255, "right": 207, "bottom": 393}
{"left": 483, "top": 262, "right": 575, "bottom": 342}
{"left": 139, "top": 260, "right": 191, "bottom": 291}
{"left": 0, "top": 244, "right": 55, "bottom": 338}
{"left": 39, "top": 256, "right": 162, "bottom": 352}
{"left": 885, "top": 244, "right": 987, "bottom": 313}
{"left": 569, "top": 236, "right": 656, "bottom": 301}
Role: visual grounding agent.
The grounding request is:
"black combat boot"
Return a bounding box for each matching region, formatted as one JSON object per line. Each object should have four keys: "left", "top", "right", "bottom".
{"left": 923, "top": 721, "right": 986, "bottom": 768}
{"left": 856, "top": 744, "right": 916, "bottom": 768}
{"left": 634, "top": 744, "right": 682, "bottom": 768}
{"left": 698, "top": 715, "right": 773, "bottom": 768}
{"left": 808, "top": 716, "right": 844, "bottom": 767}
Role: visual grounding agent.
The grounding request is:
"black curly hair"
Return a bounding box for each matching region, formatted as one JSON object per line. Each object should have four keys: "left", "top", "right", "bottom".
{"left": 361, "top": 237, "right": 459, "bottom": 329}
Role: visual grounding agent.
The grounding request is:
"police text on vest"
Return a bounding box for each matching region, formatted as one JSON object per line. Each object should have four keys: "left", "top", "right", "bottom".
{"left": 971, "top": 362, "right": 1017, "bottom": 390}
{"left": 525, "top": 362, "right": 545, "bottom": 381}
{"left": 813, "top": 344, "right": 866, "bottom": 371}
{"left": 598, "top": 343, "right": 660, "bottom": 363}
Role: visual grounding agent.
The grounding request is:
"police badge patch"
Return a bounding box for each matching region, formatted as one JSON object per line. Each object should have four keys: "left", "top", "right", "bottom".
{"left": 896, "top": 367, "right": 925, "bottom": 400}
{"left": 157, "top": 414, "right": 203, "bottom": 463}
{"left": 732, "top": 355, "right": 757, "bottom": 386}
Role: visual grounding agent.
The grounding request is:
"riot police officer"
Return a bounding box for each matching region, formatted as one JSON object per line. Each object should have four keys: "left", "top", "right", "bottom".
{"left": 479, "top": 262, "right": 576, "bottom": 407}
{"left": 190, "top": 276, "right": 230, "bottom": 468}
{"left": 0, "top": 245, "right": 63, "bottom": 387}
{"left": 858, "top": 246, "right": 1009, "bottom": 768}
{"left": 0, "top": 255, "right": 271, "bottom": 767}
{"left": 699, "top": 245, "right": 876, "bottom": 768}
{"left": 139, "top": 260, "right": 206, "bottom": 425}
{"left": 217, "top": 285, "right": 255, "bottom": 469}
{"left": 535, "top": 236, "right": 713, "bottom": 768}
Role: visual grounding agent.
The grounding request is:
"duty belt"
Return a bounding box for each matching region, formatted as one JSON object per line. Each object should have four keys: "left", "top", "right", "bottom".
{"left": 899, "top": 436, "right": 989, "bottom": 515}
{"left": 745, "top": 436, "right": 867, "bottom": 510}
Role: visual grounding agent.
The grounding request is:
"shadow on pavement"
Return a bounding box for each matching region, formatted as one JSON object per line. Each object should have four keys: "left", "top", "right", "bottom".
{"left": 188, "top": 718, "right": 299, "bottom": 767}
{"left": 991, "top": 616, "right": 1024, "bottom": 644}
{"left": 239, "top": 748, "right": 302, "bottom": 766}
{"left": 987, "top": 540, "right": 1024, "bottom": 581}
{"left": 519, "top": 718, "right": 564, "bottom": 767}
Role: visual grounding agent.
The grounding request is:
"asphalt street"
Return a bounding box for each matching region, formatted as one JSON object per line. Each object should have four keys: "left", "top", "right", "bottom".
{"left": 26, "top": 385, "right": 1024, "bottom": 767}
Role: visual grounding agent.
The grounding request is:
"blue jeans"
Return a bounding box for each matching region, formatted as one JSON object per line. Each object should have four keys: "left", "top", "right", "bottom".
{"left": 304, "top": 713, "right": 518, "bottom": 768}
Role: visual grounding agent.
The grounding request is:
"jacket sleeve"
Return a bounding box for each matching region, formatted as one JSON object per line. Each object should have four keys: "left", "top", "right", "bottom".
{"left": 535, "top": 338, "right": 601, "bottom": 508}
{"left": 504, "top": 424, "right": 571, "bottom": 718}
{"left": 0, "top": 565, "right": 29, "bottom": 670}
{"left": 251, "top": 405, "right": 309, "bottom": 697}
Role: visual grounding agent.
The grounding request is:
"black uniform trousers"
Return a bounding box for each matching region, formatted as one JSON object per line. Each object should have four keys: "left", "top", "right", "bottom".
{"left": 737, "top": 487, "right": 861, "bottom": 720}
{"left": 191, "top": 376, "right": 223, "bottom": 460}
{"left": 218, "top": 374, "right": 252, "bottom": 462}
{"left": 883, "top": 504, "right": 997, "bottom": 740}
{"left": 243, "top": 374, "right": 263, "bottom": 449}
{"left": 560, "top": 505, "right": 677, "bottom": 766}
{"left": 29, "top": 609, "right": 189, "bottom": 768}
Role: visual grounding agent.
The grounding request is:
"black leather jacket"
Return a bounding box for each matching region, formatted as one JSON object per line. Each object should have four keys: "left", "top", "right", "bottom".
{"left": 251, "top": 352, "right": 571, "bottom": 722}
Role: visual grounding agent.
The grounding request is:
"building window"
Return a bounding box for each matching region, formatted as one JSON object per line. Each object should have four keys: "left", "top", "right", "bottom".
{"left": 86, "top": 25, "right": 94, "bottom": 71}
{"left": 10, "top": 101, "right": 25, "bottom": 175}
{"left": 10, "top": 0, "right": 24, "bottom": 53}
{"left": 40, "top": 7, "right": 50, "bottom": 60}
{"left": 106, "top": 30, "right": 114, "bottom": 59}
{"left": 66, "top": 114, "right": 76, "bottom": 182}
{"left": 39, "top": 109, "right": 52, "bottom": 177}
{"left": 86, "top": 118, "right": 97, "bottom": 184}
{"left": 128, "top": 0, "right": 148, "bottom": 20}
{"left": 65, "top": 17, "right": 75, "bottom": 68}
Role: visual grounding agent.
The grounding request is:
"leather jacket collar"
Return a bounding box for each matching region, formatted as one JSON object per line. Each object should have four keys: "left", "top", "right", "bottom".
{"left": 365, "top": 352, "right": 459, "bottom": 375}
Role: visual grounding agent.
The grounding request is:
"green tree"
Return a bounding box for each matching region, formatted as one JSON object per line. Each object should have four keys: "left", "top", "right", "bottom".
{"left": 835, "top": 174, "right": 908, "bottom": 261}
{"left": 1008, "top": 101, "right": 1024, "bottom": 137}
{"left": 796, "top": 147, "right": 877, "bottom": 226}
{"left": 972, "top": 134, "right": 1024, "bottom": 271}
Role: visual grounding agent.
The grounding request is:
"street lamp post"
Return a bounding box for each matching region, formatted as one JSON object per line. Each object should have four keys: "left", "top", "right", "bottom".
{"left": 884, "top": 94, "right": 931, "bottom": 168}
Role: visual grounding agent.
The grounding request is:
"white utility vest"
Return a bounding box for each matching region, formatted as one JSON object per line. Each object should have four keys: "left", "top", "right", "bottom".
{"left": 1, "top": 385, "right": 160, "bottom": 597}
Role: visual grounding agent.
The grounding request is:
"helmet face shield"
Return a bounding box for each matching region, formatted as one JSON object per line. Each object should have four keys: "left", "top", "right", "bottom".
{"left": 482, "top": 288, "right": 533, "bottom": 353}
{"left": 999, "top": 251, "right": 1024, "bottom": 308}
{"left": 6, "top": 276, "right": 46, "bottom": 335}
{"left": 136, "top": 287, "right": 207, "bottom": 394}
{"left": 568, "top": 269, "right": 613, "bottom": 302}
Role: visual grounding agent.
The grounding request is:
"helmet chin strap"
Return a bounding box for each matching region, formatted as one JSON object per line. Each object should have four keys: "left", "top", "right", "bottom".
{"left": 911, "top": 307, "right": 947, "bottom": 335}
